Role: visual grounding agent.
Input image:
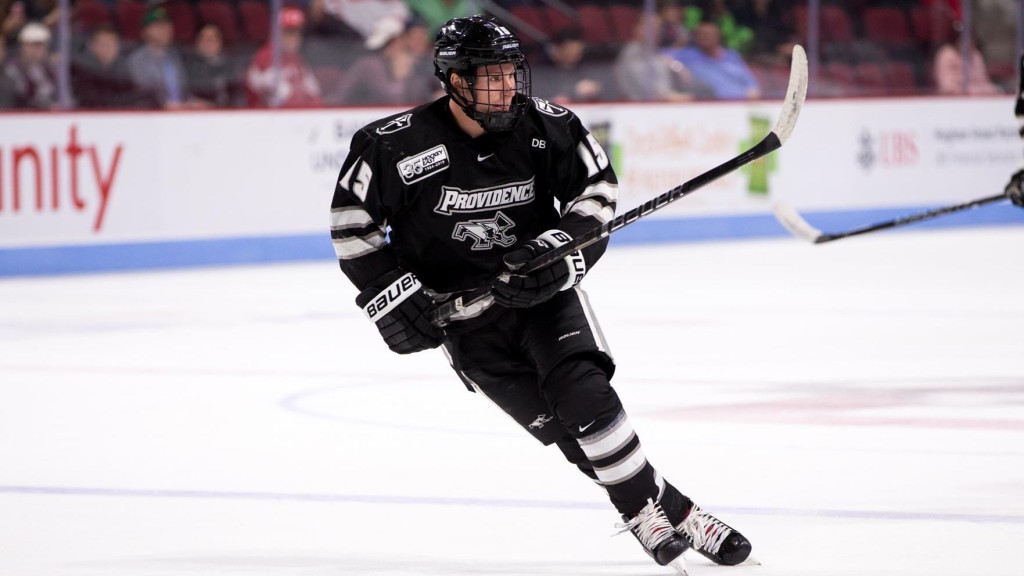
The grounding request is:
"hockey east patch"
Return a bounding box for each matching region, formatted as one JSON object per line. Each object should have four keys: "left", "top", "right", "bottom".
{"left": 397, "top": 145, "right": 450, "bottom": 185}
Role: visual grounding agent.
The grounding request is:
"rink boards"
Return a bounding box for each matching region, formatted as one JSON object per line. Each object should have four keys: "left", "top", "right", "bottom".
{"left": 0, "top": 96, "right": 1021, "bottom": 276}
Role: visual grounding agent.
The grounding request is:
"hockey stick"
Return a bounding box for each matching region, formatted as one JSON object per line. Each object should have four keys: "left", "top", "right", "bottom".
{"left": 774, "top": 51, "right": 1024, "bottom": 245}
{"left": 430, "top": 45, "right": 809, "bottom": 327}
{"left": 771, "top": 194, "right": 1011, "bottom": 244}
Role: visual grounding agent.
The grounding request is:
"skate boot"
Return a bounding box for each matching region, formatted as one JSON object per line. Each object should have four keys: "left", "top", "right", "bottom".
{"left": 660, "top": 483, "right": 751, "bottom": 566}
{"left": 616, "top": 498, "right": 690, "bottom": 574}
{"left": 675, "top": 502, "right": 751, "bottom": 565}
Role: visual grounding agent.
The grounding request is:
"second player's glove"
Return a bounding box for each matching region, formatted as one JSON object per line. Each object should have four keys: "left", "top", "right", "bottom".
{"left": 492, "top": 229, "right": 587, "bottom": 309}
{"left": 355, "top": 270, "right": 444, "bottom": 354}
{"left": 1006, "top": 169, "right": 1024, "bottom": 208}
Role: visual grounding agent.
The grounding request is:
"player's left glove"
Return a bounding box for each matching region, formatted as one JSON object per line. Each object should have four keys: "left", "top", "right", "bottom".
{"left": 1006, "top": 169, "right": 1024, "bottom": 208}
{"left": 492, "top": 229, "right": 586, "bottom": 309}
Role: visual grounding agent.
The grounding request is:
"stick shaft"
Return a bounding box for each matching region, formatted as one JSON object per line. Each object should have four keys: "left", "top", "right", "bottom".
{"left": 815, "top": 194, "right": 1008, "bottom": 244}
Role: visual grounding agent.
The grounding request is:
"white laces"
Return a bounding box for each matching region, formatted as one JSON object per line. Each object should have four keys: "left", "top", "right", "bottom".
{"left": 614, "top": 499, "right": 676, "bottom": 551}
{"left": 679, "top": 503, "right": 731, "bottom": 554}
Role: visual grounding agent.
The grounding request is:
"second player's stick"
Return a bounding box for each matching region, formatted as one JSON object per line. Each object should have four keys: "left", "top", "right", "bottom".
{"left": 774, "top": 51, "right": 1024, "bottom": 245}
{"left": 771, "top": 193, "right": 1010, "bottom": 244}
{"left": 430, "top": 45, "right": 810, "bottom": 327}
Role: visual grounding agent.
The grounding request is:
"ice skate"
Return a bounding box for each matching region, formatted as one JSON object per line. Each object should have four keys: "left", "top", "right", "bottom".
{"left": 658, "top": 482, "right": 751, "bottom": 566}
{"left": 675, "top": 501, "right": 751, "bottom": 566}
{"left": 616, "top": 498, "right": 690, "bottom": 575}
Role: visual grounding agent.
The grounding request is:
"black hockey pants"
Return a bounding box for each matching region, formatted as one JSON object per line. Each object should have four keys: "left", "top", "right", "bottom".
{"left": 442, "top": 288, "right": 662, "bottom": 515}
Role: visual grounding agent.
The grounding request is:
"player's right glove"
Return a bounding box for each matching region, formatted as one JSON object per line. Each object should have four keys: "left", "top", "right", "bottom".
{"left": 355, "top": 270, "right": 444, "bottom": 354}
{"left": 1006, "top": 169, "right": 1024, "bottom": 208}
{"left": 492, "top": 229, "right": 586, "bottom": 309}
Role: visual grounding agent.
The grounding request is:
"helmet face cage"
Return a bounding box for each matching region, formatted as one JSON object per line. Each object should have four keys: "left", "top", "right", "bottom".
{"left": 434, "top": 16, "right": 532, "bottom": 132}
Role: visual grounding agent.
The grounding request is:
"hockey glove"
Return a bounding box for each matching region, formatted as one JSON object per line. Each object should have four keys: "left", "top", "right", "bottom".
{"left": 492, "top": 229, "right": 586, "bottom": 309}
{"left": 1006, "top": 169, "right": 1024, "bottom": 208}
{"left": 355, "top": 270, "right": 444, "bottom": 354}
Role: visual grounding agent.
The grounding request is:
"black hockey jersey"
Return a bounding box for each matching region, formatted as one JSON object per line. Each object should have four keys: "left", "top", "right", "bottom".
{"left": 330, "top": 96, "right": 618, "bottom": 325}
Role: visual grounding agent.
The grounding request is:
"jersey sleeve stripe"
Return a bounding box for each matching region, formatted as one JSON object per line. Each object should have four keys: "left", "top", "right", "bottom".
{"left": 564, "top": 181, "right": 617, "bottom": 223}
{"left": 332, "top": 230, "right": 387, "bottom": 260}
{"left": 330, "top": 206, "right": 375, "bottom": 230}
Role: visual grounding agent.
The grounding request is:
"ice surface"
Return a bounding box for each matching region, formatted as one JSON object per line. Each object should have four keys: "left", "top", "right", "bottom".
{"left": 1, "top": 226, "right": 1023, "bottom": 576}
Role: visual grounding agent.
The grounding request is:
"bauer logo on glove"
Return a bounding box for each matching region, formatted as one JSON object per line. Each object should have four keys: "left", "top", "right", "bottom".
{"left": 355, "top": 270, "right": 443, "bottom": 354}
{"left": 362, "top": 273, "right": 421, "bottom": 320}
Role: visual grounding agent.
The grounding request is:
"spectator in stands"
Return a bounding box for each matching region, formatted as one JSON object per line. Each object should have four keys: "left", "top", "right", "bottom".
{"left": 185, "top": 23, "right": 244, "bottom": 108}
{"left": 685, "top": 0, "right": 755, "bottom": 54}
{"left": 531, "top": 27, "right": 616, "bottom": 104}
{"left": 404, "top": 17, "right": 435, "bottom": 58}
{"left": 664, "top": 20, "right": 760, "bottom": 100}
{"left": 127, "top": 6, "right": 201, "bottom": 109}
{"left": 933, "top": 23, "right": 1001, "bottom": 95}
{"left": 0, "top": 37, "right": 15, "bottom": 107}
{"left": 731, "top": 0, "right": 797, "bottom": 65}
{"left": 325, "top": 16, "right": 434, "bottom": 106}
{"left": 72, "top": 24, "right": 155, "bottom": 109}
{"left": 245, "top": 6, "right": 322, "bottom": 107}
{"left": 1, "top": 0, "right": 58, "bottom": 47}
{"left": 615, "top": 13, "right": 711, "bottom": 102}
{"left": 406, "top": 0, "right": 478, "bottom": 34}
{"left": 2, "top": 21, "right": 58, "bottom": 109}
{"left": 656, "top": 0, "right": 690, "bottom": 48}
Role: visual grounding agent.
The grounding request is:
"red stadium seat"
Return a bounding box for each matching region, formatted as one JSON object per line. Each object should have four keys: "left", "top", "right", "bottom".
{"left": 820, "top": 6, "right": 854, "bottom": 43}
{"left": 196, "top": 1, "right": 241, "bottom": 46}
{"left": 791, "top": 5, "right": 854, "bottom": 43}
{"left": 820, "top": 61, "right": 857, "bottom": 96}
{"left": 164, "top": 0, "right": 197, "bottom": 44}
{"left": 237, "top": 0, "right": 270, "bottom": 44}
{"left": 114, "top": 0, "right": 146, "bottom": 41}
{"left": 577, "top": 5, "right": 613, "bottom": 46}
{"left": 855, "top": 62, "right": 887, "bottom": 95}
{"left": 543, "top": 5, "right": 576, "bottom": 37}
{"left": 909, "top": 4, "right": 957, "bottom": 50}
{"left": 885, "top": 61, "right": 919, "bottom": 95}
{"left": 863, "top": 7, "right": 910, "bottom": 45}
{"left": 791, "top": 5, "right": 807, "bottom": 38}
{"left": 509, "top": 5, "right": 548, "bottom": 45}
{"left": 74, "top": 0, "right": 112, "bottom": 32}
{"left": 608, "top": 4, "right": 639, "bottom": 44}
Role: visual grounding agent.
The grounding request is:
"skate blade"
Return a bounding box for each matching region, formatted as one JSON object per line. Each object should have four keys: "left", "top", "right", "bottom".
{"left": 739, "top": 555, "right": 762, "bottom": 566}
{"left": 667, "top": 557, "right": 688, "bottom": 576}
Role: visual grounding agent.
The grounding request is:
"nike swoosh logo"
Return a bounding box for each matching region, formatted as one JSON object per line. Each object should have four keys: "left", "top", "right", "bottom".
{"left": 579, "top": 420, "right": 596, "bottom": 433}
{"left": 477, "top": 153, "right": 494, "bottom": 162}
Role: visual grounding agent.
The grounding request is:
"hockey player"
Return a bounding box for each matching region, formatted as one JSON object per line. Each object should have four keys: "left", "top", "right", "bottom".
{"left": 1006, "top": 171, "right": 1024, "bottom": 207}
{"left": 1006, "top": 55, "right": 1024, "bottom": 209}
{"left": 329, "top": 15, "right": 751, "bottom": 573}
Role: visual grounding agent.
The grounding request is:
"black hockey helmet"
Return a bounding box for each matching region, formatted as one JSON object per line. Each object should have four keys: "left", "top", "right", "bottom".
{"left": 434, "top": 15, "right": 531, "bottom": 132}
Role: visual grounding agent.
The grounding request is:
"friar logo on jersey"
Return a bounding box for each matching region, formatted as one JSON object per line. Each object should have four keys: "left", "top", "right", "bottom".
{"left": 376, "top": 113, "right": 412, "bottom": 135}
{"left": 398, "top": 144, "right": 450, "bottom": 184}
{"left": 532, "top": 97, "right": 568, "bottom": 117}
{"left": 435, "top": 177, "right": 535, "bottom": 215}
{"left": 452, "top": 211, "right": 517, "bottom": 251}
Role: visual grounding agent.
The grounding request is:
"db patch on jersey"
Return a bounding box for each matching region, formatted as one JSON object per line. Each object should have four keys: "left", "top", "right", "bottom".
{"left": 398, "top": 145, "right": 450, "bottom": 185}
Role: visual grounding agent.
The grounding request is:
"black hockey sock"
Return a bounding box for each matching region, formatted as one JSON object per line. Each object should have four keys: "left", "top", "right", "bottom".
{"left": 658, "top": 481, "right": 695, "bottom": 526}
{"left": 576, "top": 409, "right": 663, "bottom": 515}
{"left": 555, "top": 434, "right": 600, "bottom": 482}
{"left": 544, "top": 359, "right": 663, "bottom": 516}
